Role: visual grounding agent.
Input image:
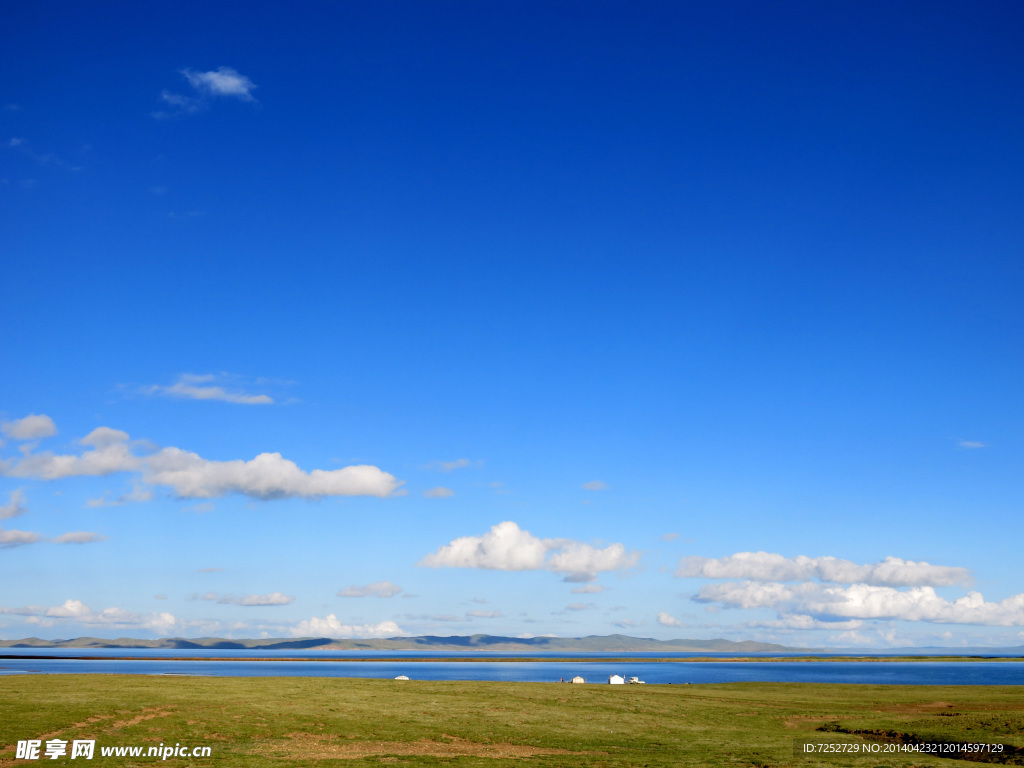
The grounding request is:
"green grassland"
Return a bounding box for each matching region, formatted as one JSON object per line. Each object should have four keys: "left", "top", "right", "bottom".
{"left": 5, "top": 655, "right": 1023, "bottom": 664}
{"left": 2, "top": 675, "right": 1023, "bottom": 767}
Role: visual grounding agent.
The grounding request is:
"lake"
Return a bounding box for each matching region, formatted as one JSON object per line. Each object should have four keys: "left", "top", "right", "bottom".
{"left": 2, "top": 649, "right": 1024, "bottom": 685}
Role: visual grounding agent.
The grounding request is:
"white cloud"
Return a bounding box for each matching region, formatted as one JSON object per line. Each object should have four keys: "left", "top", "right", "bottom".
{"left": 582, "top": 480, "right": 608, "bottom": 491}
{"left": 144, "top": 448, "right": 398, "bottom": 499}
{"left": 677, "top": 551, "right": 970, "bottom": 588}
{"left": 467, "top": 610, "right": 502, "bottom": 618}
{"left": 51, "top": 531, "right": 106, "bottom": 544}
{"left": 693, "top": 580, "right": 807, "bottom": 610}
{"left": 182, "top": 67, "right": 257, "bottom": 100}
{"left": 421, "top": 521, "right": 548, "bottom": 571}
{"left": 291, "top": 615, "right": 403, "bottom": 638}
{"left": 959, "top": 441, "right": 986, "bottom": 449}
{"left": 338, "top": 581, "right": 403, "bottom": 598}
{"left": 660, "top": 532, "right": 680, "bottom": 541}
{"left": 1, "top": 414, "right": 57, "bottom": 440}
{"left": 657, "top": 611, "right": 682, "bottom": 627}
{"left": 423, "top": 486, "right": 454, "bottom": 498}
{"left": 144, "top": 374, "right": 273, "bottom": 405}
{"left": 0, "top": 489, "right": 26, "bottom": 519}
{"left": 0, "top": 527, "right": 41, "bottom": 548}
{"left": 571, "top": 584, "right": 607, "bottom": 594}
{"left": 420, "top": 521, "right": 639, "bottom": 581}
{"left": 693, "top": 580, "right": 1024, "bottom": 626}
{"left": 6, "top": 428, "right": 141, "bottom": 479}
{"left": 3, "top": 424, "right": 401, "bottom": 499}
{"left": 45, "top": 599, "right": 91, "bottom": 618}
{"left": 421, "top": 521, "right": 639, "bottom": 581}
{"left": 40, "top": 599, "right": 176, "bottom": 631}
{"left": 547, "top": 541, "right": 638, "bottom": 581}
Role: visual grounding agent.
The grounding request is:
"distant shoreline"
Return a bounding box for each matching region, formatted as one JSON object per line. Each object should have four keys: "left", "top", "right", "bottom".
{"left": 2, "top": 654, "right": 1021, "bottom": 663}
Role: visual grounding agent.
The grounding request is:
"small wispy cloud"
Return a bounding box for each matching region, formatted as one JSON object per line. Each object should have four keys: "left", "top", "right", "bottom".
{"left": 421, "top": 458, "right": 482, "bottom": 472}
{"left": 158, "top": 90, "right": 200, "bottom": 115}
{"left": 228, "top": 592, "right": 293, "bottom": 606}
{"left": 423, "top": 486, "right": 454, "bottom": 498}
{"left": 0, "top": 490, "right": 26, "bottom": 520}
{"left": 338, "top": 581, "right": 403, "bottom": 598}
{"left": 142, "top": 373, "right": 273, "bottom": 404}
{"left": 570, "top": 584, "right": 607, "bottom": 594}
{"left": 192, "top": 591, "right": 293, "bottom": 606}
{"left": 51, "top": 531, "right": 107, "bottom": 544}
{"left": 565, "top": 602, "right": 597, "bottom": 612}
{"left": 582, "top": 480, "right": 608, "bottom": 491}
{"left": 183, "top": 67, "right": 257, "bottom": 100}
{"left": 959, "top": 441, "right": 986, "bottom": 449}
{"left": 197, "top": 567, "right": 223, "bottom": 573}
{"left": 613, "top": 619, "right": 642, "bottom": 629}
{"left": 467, "top": 610, "right": 503, "bottom": 619}
{"left": 154, "top": 67, "right": 258, "bottom": 118}
{"left": 86, "top": 485, "right": 154, "bottom": 508}
{"left": 6, "top": 138, "right": 83, "bottom": 171}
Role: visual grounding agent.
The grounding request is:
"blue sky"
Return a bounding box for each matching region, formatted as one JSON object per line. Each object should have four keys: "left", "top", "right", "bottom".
{"left": 1, "top": 1, "right": 1022, "bottom": 648}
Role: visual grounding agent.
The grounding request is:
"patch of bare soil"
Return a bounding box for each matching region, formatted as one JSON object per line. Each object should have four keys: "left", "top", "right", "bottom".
{"left": 875, "top": 700, "right": 957, "bottom": 714}
{"left": 254, "top": 733, "right": 601, "bottom": 760}
{"left": 33, "top": 708, "right": 173, "bottom": 741}
{"left": 785, "top": 715, "right": 837, "bottom": 730}
{"left": 37, "top": 713, "right": 117, "bottom": 740}
{"left": 107, "top": 707, "right": 175, "bottom": 730}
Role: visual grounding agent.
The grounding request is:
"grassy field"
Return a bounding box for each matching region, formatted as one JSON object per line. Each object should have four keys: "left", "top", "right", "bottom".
{"left": 2, "top": 675, "right": 1023, "bottom": 767}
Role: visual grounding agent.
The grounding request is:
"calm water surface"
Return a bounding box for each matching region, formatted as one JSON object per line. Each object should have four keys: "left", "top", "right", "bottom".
{"left": 2, "top": 650, "right": 1023, "bottom": 685}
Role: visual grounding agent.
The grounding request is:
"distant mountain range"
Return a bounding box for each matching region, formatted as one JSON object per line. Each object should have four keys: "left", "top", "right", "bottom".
{"left": 0, "top": 633, "right": 803, "bottom": 653}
